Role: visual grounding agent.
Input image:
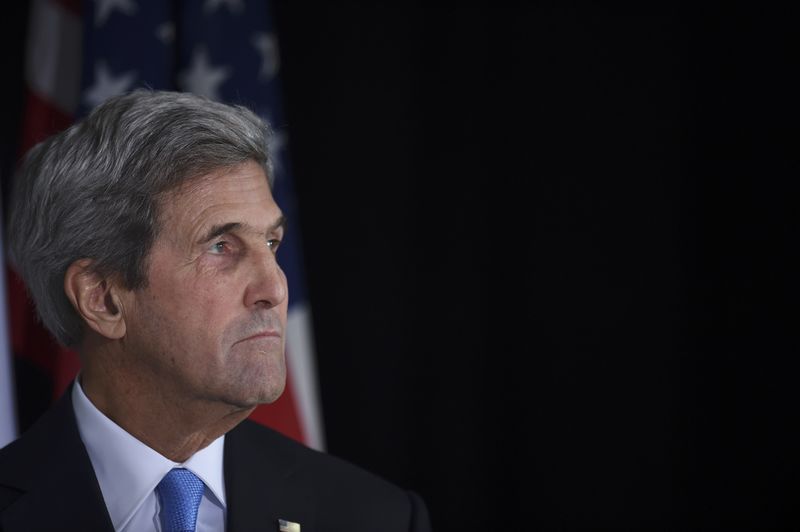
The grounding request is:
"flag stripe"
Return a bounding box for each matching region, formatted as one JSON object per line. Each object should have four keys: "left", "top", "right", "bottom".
{"left": 20, "top": 88, "right": 74, "bottom": 154}
{"left": 248, "top": 347, "right": 305, "bottom": 444}
{"left": 286, "top": 304, "right": 325, "bottom": 450}
{"left": 0, "top": 219, "right": 17, "bottom": 448}
{"left": 24, "top": 0, "right": 82, "bottom": 115}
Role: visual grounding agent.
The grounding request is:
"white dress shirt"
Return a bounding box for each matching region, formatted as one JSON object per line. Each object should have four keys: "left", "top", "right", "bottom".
{"left": 72, "top": 379, "right": 227, "bottom": 531}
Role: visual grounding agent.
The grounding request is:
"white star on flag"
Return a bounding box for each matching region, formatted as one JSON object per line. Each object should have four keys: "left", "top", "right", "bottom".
{"left": 94, "top": 0, "right": 138, "bottom": 28}
{"left": 83, "top": 61, "right": 137, "bottom": 109}
{"left": 204, "top": 0, "right": 244, "bottom": 14}
{"left": 179, "top": 47, "right": 231, "bottom": 101}
{"left": 252, "top": 33, "right": 280, "bottom": 82}
{"left": 156, "top": 22, "right": 175, "bottom": 45}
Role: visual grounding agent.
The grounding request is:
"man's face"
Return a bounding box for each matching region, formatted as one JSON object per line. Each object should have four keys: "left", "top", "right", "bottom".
{"left": 120, "top": 160, "right": 288, "bottom": 409}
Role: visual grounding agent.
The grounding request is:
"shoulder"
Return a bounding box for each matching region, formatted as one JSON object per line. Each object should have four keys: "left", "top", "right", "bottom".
{"left": 233, "top": 420, "right": 395, "bottom": 491}
{"left": 0, "top": 392, "right": 80, "bottom": 511}
{"left": 0, "top": 436, "right": 31, "bottom": 515}
{"left": 0, "top": 393, "right": 76, "bottom": 491}
{"left": 226, "top": 420, "right": 431, "bottom": 531}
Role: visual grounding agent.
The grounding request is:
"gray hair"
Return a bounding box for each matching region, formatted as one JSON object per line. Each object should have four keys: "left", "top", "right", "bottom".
{"left": 8, "top": 89, "right": 273, "bottom": 347}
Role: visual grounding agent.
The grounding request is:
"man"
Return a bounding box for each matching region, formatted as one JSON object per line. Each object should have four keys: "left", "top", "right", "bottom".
{"left": 0, "top": 90, "right": 431, "bottom": 532}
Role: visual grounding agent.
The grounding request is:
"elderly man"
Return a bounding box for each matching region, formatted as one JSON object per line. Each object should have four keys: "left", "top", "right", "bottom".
{"left": 0, "top": 90, "right": 431, "bottom": 532}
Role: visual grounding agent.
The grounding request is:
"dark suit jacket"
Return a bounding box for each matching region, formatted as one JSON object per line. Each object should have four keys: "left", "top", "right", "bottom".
{"left": 0, "top": 390, "right": 431, "bottom": 531}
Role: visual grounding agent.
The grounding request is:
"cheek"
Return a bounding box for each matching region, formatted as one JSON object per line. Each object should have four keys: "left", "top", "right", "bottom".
{"left": 183, "top": 282, "right": 244, "bottom": 345}
{"left": 184, "top": 286, "right": 227, "bottom": 326}
{"left": 144, "top": 281, "right": 222, "bottom": 343}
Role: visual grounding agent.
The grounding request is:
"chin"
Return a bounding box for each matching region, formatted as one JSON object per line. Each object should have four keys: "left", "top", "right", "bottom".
{"left": 219, "top": 344, "right": 287, "bottom": 406}
{"left": 258, "top": 382, "right": 286, "bottom": 405}
{"left": 223, "top": 374, "right": 286, "bottom": 409}
{"left": 250, "top": 375, "right": 287, "bottom": 405}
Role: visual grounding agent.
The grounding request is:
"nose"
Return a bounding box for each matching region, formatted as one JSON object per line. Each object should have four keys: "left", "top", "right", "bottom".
{"left": 243, "top": 246, "right": 288, "bottom": 309}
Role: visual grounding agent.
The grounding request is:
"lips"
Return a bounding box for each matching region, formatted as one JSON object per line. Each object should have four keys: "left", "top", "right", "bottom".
{"left": 232, "top": 329, "right": 282, "bottom": 347}
{"left": 239, "top": 330, "right": 281, "bottom": 342}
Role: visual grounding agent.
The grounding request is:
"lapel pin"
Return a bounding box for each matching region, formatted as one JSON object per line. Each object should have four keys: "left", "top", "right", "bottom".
{"left": 278, "top": 519, "right": 301, "bottom": 532}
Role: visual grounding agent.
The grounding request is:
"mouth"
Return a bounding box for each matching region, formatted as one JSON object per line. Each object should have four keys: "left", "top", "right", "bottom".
{"left": 236, "top": 330, "right": 282, "bottom": 344}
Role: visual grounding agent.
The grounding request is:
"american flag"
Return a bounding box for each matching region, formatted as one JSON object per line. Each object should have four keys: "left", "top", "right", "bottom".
{"left": 3, "top": 0, "right": 324, "bottom": 450}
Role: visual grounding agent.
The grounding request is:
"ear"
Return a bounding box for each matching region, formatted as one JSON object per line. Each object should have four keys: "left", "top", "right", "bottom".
{"left": 64, "top": 259, "right": 127, "bottom": 340}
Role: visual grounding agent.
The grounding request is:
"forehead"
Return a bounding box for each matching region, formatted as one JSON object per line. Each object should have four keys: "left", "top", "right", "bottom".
{"left": 158, "top": 161, "right": 280, "bottom": 235}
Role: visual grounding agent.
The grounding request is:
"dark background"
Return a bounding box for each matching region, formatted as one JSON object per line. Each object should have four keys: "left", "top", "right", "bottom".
{"left": 3, "top": 4, "right": 799, "bottom": 530}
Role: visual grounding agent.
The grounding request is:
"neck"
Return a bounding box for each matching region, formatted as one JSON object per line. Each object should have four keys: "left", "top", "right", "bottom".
{"left": 79, "top": 340, "right": 254, "bottom": 462}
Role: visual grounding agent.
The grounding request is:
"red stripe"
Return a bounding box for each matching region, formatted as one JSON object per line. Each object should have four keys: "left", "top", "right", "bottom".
{"left": 13, "top": 84, "right": 81, "bottom": 398}
{"left": 7, "top": 268, "right": 58, "bottom": 374}
{"left": 19, "top": 88, "right": 74, "bottom": 156}
{"left": 51, "top": 346, "right": 81, "bottom": 401}
{"left": 7, "top": 268, "right": 80, "bottom": 400}
{"left": 53, "top": 0, "right": 81, "bottom": 17}
{"left": 248, "top": 350, "right": 307, "bottom": 445}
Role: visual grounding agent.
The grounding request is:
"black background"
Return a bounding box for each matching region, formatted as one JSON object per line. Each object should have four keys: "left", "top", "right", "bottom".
{"left": 4, "top": 4, "right": 799, "bottom": 530}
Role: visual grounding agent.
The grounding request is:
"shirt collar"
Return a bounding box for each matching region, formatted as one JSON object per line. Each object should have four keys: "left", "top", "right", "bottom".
{"left": 72, "top": 378, "right": 227, "bottom": 530}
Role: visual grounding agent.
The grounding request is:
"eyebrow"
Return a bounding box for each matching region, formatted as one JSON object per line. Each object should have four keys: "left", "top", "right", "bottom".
{"left": 198, "top": 215, "right": 287, "bottom": 244}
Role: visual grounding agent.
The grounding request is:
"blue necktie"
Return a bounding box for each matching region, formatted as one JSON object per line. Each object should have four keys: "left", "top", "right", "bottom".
{"left": 156, "top": 468, "right": 205, "bottom": 532}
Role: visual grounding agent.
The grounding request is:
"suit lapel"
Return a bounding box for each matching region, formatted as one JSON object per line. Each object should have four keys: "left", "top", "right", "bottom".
{"left": 0, "top": 388, "right": 114, "bottom": 532}
{"left": 224, "top": 422, "right": 316, "bottom": 532}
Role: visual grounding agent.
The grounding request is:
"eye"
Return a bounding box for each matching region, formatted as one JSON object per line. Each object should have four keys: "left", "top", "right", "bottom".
{"left": 267, "top": 238, "right": 281, "bottom": 252}
{"left": 209, "top": 241, "right": 230, "bottom": 255}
